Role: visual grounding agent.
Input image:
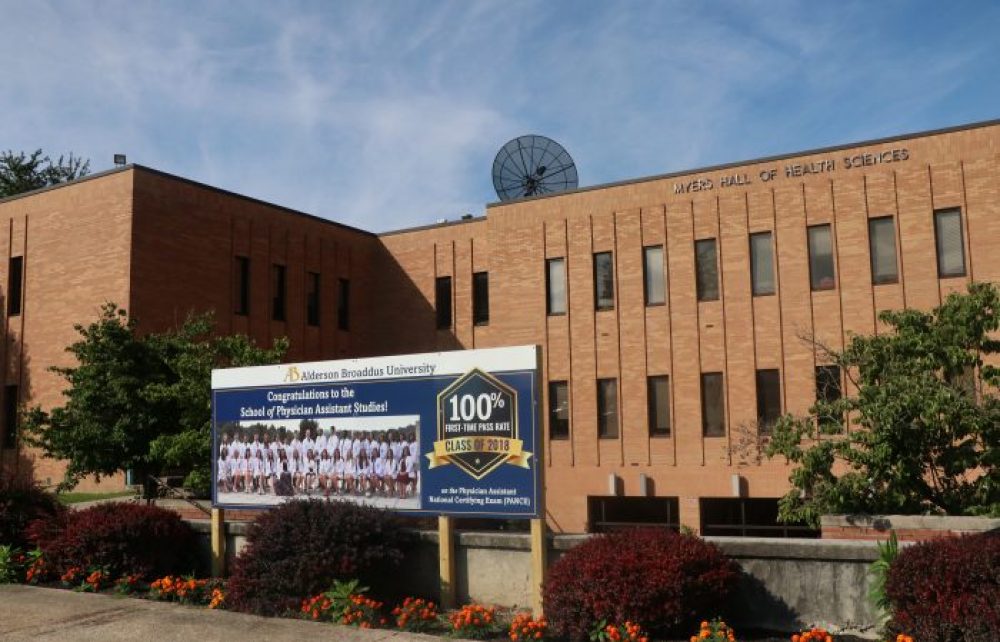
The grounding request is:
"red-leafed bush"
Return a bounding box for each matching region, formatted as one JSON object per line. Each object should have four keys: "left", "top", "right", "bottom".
{"left": 543, "top": 529, "right": 739, "bottom": 640}
{"left": 885, "top": 531, "right": 1000, "bottom": 642}
{"left": 26, "top": 502, "right": 197, "bottom": 579}
{"left": 226, "top": 500, "right": 407, "bottom": 616}
{"left": 0, "top": 474, "right": 63, "bottom": 548}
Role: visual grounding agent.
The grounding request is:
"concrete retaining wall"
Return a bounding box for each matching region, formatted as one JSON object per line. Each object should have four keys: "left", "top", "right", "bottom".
{"left": 821, "top": 514, "right": 1000, "bottom": 540}
{"left": 190, "top": 522, "right": 880, "bottom": 637}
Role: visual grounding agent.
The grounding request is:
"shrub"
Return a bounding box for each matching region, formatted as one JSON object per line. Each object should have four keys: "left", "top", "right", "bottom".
{"left": 25, "top": 502, "right": 197, "bottom": 579}
{"left": 543, "top": 529, "right": 739, "bottom": 640}
{"left": 0, "top": 474, "right": 63, "bottom": 548}
{"left": 885, "top": 531, "right": 1000, "bottom": 642}
{"left": 226, "top": 500, "right": 406, "bottom": 616}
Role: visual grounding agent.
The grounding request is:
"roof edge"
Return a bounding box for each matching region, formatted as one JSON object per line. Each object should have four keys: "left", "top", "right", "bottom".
{"left": 485, "top": 117, "right": 1000, "bottom": 209}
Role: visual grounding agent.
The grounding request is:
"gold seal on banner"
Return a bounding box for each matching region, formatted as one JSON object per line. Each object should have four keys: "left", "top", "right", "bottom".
{"left": 433, "top": 368, "right": 528, "bottom": 480}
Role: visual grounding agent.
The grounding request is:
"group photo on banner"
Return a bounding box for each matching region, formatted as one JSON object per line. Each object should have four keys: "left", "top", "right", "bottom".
{"left": 215, "top": 416, "right": 421, "bottom": 510}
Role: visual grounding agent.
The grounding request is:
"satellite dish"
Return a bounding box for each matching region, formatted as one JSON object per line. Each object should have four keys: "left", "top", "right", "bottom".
{"left": 492, "top": 135, "right": 578, "bottom": 201}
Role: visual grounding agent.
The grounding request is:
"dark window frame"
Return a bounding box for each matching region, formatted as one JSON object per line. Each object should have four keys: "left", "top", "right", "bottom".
{"left": 548, "top": 380, "right": 570, "bottom": 440}
{"left": 435, "top": 276, "right": 453, "bottom": 329}
{"left": 815, "top": 364, "right": 844, "bottom": 431}
{"left": 593, "top": 252, "right": 615, "bottom": 311}
{"left": 695, "top": 238, "right": 720, "bottom": 302}
{"left": 749, "top": 231, "right": 776, "bottom": 297}
{"left": 807, "top": 224, "right": 836, "bottom": 291}
{"left": 306, "top": 271, "right": 320, "bottom": 327}
{"left": 546, "top": 257, "right": 567, "bottom": 316}
{"left": 597, "top": 378, "right": 619, "bottom": 439}
{"left": 588, "top": 496, "right": 680, "bottom": 533}
{"left": 7, "top": 256, "right": 23, "bottom": 317}
{"left": 647, "top": 375, "right": 671, "bottom": 437}
{"left": 755, "top": 369, "right": 782, "bottom": 434}
{"left": 472, "top": 271, "right": 490, "bottom": 326}
{"left": 868, "top": 216, "right": 900, "bottom": 285}
{"left": 701, "top": 372, "right": 726, "bottom": 437}
{"left": 934, "top": 208, "right": 967, "bottom": 278}
{"left": 643, "top": 245, "right": 666, "bottom": 306}
{"left": 700, "top": 497, "right": 820, "bottom": 538}
{"left": 337, "top": 278, "right": 350, "bottom": 331}
{"left": 271, "top": 263, "right": 287, "bottom": 322}
{"left": 234, "top": 256, "right": 250, "bottom": 316}
{"left": 2, "top": 384, "right": 18, "bottom": 449}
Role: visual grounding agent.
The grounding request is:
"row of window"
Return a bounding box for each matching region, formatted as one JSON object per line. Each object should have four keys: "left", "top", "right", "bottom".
{"left": 543, "top": 208, "right": 967, "bottom": 313}
{"left": 546, "top": 365, "right": 843, "bottom": 440}
{"left": 435, "top": 272, "right": 490, "bottom": 329}
{"left": 233, "top": 257, "right": 350, "bottom": 330}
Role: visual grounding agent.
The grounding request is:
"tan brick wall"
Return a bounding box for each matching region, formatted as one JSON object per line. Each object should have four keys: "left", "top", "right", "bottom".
{"left": 377, "top": 122, "right": 1000, "bottom": 533}
{"left": 0, "top": 171, "right": 134, "bottom": 490}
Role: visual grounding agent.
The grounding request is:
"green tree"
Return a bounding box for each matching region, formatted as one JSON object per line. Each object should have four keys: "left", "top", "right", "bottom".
{"left": 0, "top": 149, "right": 90, "bottom": 198}
{"left": 22, "top": 303, "right": 287, "bottom": 492}
{"left": 766, "top": 282, "right": 1000, "bottom": 527}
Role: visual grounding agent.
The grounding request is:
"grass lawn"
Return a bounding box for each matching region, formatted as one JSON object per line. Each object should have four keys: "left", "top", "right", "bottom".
{"left": 56, "top": 490, "right": 136, "bottom": 505}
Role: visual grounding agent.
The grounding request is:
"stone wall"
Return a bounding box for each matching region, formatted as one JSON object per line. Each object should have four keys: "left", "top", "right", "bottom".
{"left": 821, "top": 514, "right": 1000, "bottom": 541}
{"left": 192, "top": 521, "right": 881, "bottom": 637}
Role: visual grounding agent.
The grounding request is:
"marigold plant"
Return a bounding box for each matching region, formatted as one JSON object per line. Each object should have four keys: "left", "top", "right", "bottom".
{"left": 892, "top": 635, "right": 913, "bottom": 642}
{"left": 791, "top": 627, "right": 832, "bottom": 642}
{"left": 338, "top": 593, "right": 385, "bottom": 628}
{"left": 60, "top": 565, "right": 83, "bottom": 587}
{"left": 392, "top": 596, "right": 440, "bottom": 632}
{"left": 598, "top": 621, "right": 649, "bottom": 642}
{"left": 208, "top": 586, "right": 226, "bottom": 610}
{"left": 449, "top": 603, "right": 502, "bottom": 639}
{"left": 691, "top": 619, "right": 736, "bottom": 641}
{"left": 301, "top": 594, "right": 334, "bottom": 621}
{"left": 114, "top": 573, "right": 145, "bottom": 596}
{"left": 80, "top": 568, "right": 108, "bottom": 592}
{"left": 509, "top": 611, "right": 549, "bottom": 641}
{"left": 149, "top": 575, "right": 214, "bottom": 605}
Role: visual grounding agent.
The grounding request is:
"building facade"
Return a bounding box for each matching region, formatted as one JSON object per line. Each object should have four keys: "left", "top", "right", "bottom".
{"left": 2, "top": 120, "right": 998, "bottom": 534}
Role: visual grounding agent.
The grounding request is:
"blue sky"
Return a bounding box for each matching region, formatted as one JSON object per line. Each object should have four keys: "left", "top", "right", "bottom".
{"left": 2, "top": 1, "right": 998, "bottom": 231}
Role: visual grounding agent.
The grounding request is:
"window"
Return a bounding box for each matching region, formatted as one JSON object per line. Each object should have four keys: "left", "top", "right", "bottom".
{"left": 749, "top": 232, "right": 775, "bottom": 296}
{"left": 548, "top": 381, "right": 570, "bottom": 440}
{"left": 593, "top": 252, "right": 614, "bottom": 310}
{"left": 807, "top": 225, "right": 835, "bottom": 291}
{"left": 755, "top": 369, "right": 781, "bottom": 433}
{"left": 597, "top": 378, "right": 618, "bottom": 438}
{"left": 934, "top": 208, "right": 966, "bottom": 278}
{"left": 306, "top": 272, "right": 320, "bottom": 326}
{"left": 647, "top": 375, "right": 670, "bottom": 437}
{"left": 701, "top": 372, "right": 725, "bottom": 437}
{"left": 643, "top": 245, "right": 665, "bottom": 305}
{"left": 435, "top": 276, "right": 452, "bottom": 329}
{"left": 234, "top": 256, "right": 250, "bottom": 316}
{"left": 473, "top": 272, "right": 489, "bottom": 326}
{"left": 2, "top": 385, "right": 17, "bottom": 449}
{"left": 588, "top": 497, "right": 680, "bottom": 533}
{"left": 815, "top": 365, "right": 843, "bottom": 430}
{"left": 700, "top": 498, "right": 819, "bottom": 538}
{"left": 869, "top": 216, "right": 899, "bottom": 284}
{"left": 7, "top": 256, "right": 23, "bottom": 316}
{"left": 546, "top": 258, "right": 566, "bottom": 315}
{"left": 695, "top": 239, "right": 719, "bottom": 301}
{"left": 337, "top": 278, "right": 350, "bottom": 331}
{"left": 271, "top": 264, "right": 286, "bottom": 321}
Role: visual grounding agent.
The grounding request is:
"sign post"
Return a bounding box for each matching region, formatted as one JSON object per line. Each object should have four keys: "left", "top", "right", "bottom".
{"left": 210, "top": 507, "right": 226, "bottom": 577}
{"left": 438, "top": 515, "right": 456, "bottom": 609}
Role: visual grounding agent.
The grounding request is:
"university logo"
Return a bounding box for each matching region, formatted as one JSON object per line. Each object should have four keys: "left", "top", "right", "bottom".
{"left": 283, "top": 366, "right": 301, "bottom": 383}
{"left": 428, "top": 368, "right": 531, "bottom": 480}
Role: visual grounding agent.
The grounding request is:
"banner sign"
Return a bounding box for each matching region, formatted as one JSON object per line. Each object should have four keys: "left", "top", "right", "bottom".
{"left": 211, "top": 345, "right": 541, "bottom": 518}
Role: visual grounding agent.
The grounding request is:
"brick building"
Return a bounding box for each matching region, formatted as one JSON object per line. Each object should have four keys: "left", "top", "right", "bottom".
{"left": 1, "top": 119, "right": 998, "bottom": 534}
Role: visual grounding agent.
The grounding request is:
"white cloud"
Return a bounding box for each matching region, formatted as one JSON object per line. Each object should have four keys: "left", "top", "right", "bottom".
{"left": 1, "top": 1, "right": 997, "bottom": 231}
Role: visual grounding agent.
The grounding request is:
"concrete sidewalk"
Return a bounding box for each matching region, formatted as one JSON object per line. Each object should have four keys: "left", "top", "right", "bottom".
{"left": 0, "top": 585, "right": 439, "bottom": 641}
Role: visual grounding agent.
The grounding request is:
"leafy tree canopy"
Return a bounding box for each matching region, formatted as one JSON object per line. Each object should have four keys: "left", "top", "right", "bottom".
{"left": 0, "top": 149, "right": 90, "bottom": 198}
{"left": 22, "top": 303, "right": 288, "bottom": 492}
{"left": 766, "top": 282, "right": 1000, "bottom": 527}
